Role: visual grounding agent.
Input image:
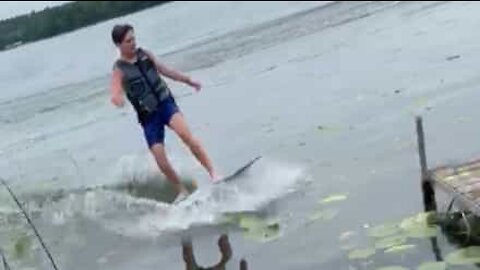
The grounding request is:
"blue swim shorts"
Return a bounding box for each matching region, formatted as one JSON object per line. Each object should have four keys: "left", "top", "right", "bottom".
{"left": 141, "top": 96, "right": 180, "bottom": 148}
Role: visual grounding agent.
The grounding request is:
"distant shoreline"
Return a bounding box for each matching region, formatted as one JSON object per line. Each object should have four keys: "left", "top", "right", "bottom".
{"left": 0, "top": 1, "right": 170, "bottom": 51}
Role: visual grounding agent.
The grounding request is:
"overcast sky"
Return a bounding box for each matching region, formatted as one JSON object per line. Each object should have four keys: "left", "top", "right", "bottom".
{"left": 0, "top": 1, "right": 69, "bottom": 20}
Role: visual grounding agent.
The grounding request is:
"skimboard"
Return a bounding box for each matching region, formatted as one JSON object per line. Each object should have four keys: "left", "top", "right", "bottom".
{"left": 172, "top": 156, "right": 262, "bottom": 205}
{"left": 217, "top": 156, "right": 262, "bottom": 183}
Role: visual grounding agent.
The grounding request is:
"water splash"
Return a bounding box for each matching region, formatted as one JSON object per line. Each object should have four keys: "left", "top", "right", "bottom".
{"left": 0, "top": 157, "right": 306, "bottom": 241}
{"left": 107, "top": 158, "right": 306, "bottom": 237}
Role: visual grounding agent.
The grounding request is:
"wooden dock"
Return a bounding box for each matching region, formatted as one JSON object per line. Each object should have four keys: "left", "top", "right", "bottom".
{"left": 416, "top": 116, "right": 480, "bottom": 216}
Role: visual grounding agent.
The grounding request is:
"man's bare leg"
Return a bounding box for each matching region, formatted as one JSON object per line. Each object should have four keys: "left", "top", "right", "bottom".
{"left": 168, "top": 113, "right": 218, "bottom": 181}
{"left": 150, "top": 143, "right": 188, "bottom": 194}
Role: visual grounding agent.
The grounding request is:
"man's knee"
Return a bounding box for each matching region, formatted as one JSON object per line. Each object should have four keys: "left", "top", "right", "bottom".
{"left": 150, "top": 145, "right": 168, "bottom": 165}
{"left": 150, "top": 143, "right": 165, "bottom": 153}
{"left": 180, "top": 133, "right": 199, "bottom": 149}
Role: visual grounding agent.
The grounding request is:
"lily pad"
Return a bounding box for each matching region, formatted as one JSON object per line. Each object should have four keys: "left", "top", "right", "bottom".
{"left": 348, "top": 248, "right": 376, "bottom": 260}
{"left": 417, "top": 262, "right": 446, "bottom": 270}
{"left": 384, "top": 244, "right": 416, "bottom": 254}
{"left": 400, "top": 212, "right": 437, "bottom": 238}
{"left": 375, "top": 235, "right": 407, "bottom": 250}
{"left": 400, "top": 212, "right": 434, "bottom": 230}
{"left": 368, "top": 223, "right": 400, "bottom": 238}
{"left": 310, "top": 208, "right": 339, "bottom": 222}
{"left": 405, "top": 226, "right": 437, "bottom": 239}
{"left": 243, "top": 223, "right": 280, "bottom": 243}
{"left": 446, "top": 246, "right": 480, "bottom": 265}
{"left": 239, "top": 216, "right": 265, "bottom": 229}
{"left": 239, "top": 215, "right": 278, "bottom": 230}
{"left": 320, "top": 193, "right": 348, "bottom": 205}
{"left": 236, "top": 214, "right": 281, "bottom": 243}
{"left": 376, "top": 266, "right": 409, "bottom": 270}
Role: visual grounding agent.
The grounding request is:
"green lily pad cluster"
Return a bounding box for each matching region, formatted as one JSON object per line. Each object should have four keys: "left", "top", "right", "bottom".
{"left": 399, "top": 212, "right": 437, "bottom": 239}
{"left": 342, "top": 211, "right": 480, "bottom": 269}
{"left": 221, "top": 213, "right": 281, "bottom": 243}
{"left": 240, "top": 215, "right": 281, "bottom": 243}
{"left": 344, "top": 211, "right": 440, "bottom": 269}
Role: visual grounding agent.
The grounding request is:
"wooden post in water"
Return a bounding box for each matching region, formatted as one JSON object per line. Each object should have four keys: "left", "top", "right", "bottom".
{"left": 416, "top": 116, "right": 437, "bottom": 212}
{"left": 416, "top": 117, "right": 443, "bottom": 261}
{"left": 416, "top": 116, "right": 428, "bottom": 181}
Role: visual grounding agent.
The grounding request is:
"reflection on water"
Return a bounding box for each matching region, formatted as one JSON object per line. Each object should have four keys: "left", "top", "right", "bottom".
{"left": 181, "top": 234, "right": 248, "bottom": 270}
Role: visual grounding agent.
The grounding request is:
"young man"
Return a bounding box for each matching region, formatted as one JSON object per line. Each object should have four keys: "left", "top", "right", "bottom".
{"left": 109, "top": 24, "right": 219, "bottom": 203}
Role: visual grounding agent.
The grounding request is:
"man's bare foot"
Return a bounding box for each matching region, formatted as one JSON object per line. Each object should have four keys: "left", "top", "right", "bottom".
{"left": 173, "top": 188, "right": 190, "bottom": 204}
{"left": 210, "top": 171, "right": 223, "bottom": 183}
{"left": 173, "top": 182, "right": 189, "bottom": 197}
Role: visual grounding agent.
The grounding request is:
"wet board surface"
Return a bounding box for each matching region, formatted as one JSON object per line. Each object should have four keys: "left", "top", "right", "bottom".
{"left": 174, "top": 156, "right": 262, "bottom": 206}
{"left": 218, "top": 156, "right": 262, "bottom": 183}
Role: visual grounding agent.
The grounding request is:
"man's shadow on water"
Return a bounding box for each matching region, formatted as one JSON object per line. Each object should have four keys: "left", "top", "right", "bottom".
{"left": 182, "top": 234, "right": 248, "bottom": 270}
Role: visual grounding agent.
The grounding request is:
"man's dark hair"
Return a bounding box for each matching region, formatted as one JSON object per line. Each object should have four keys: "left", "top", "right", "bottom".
{"left": 111, "top": 24, "right": 134, "bottom": 44}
